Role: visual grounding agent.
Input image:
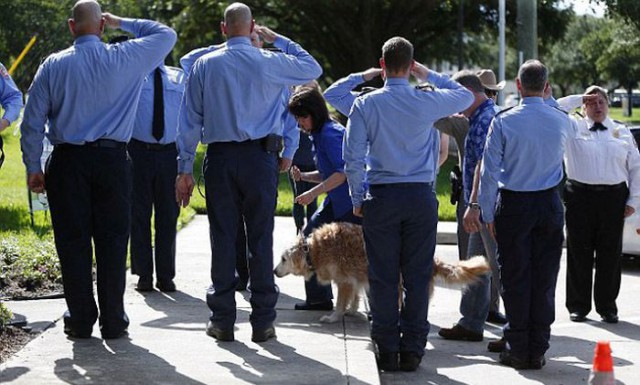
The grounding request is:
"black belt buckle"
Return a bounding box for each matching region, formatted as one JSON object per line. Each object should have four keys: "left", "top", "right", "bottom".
{"left": 86, "top": 139, "right": 126, "bottom": 149}
{"left": 262, "top": 134, "right": 283, "bottom": 153}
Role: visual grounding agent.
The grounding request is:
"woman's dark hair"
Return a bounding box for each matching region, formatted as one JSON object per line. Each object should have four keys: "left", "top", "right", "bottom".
{"left": 288, "top": 87, "right": 330, "bottom": 133}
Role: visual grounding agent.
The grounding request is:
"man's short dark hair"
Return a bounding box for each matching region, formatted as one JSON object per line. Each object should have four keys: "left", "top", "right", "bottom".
{"left": 288, "top": 87, "right": 330, "bottom": 133}
{"left": 452, "top": 70, "right": 485, "bottom": 93}
{"left": 518, "top": 60, "right": 547, "bottom": 93}
{"left": 382, "top": 37, "right": 413, "bottom": 73}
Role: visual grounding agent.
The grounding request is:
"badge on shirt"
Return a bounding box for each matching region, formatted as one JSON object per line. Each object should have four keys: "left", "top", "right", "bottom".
{"left": 0, "top": 64, "right": 9, "bottom": 79}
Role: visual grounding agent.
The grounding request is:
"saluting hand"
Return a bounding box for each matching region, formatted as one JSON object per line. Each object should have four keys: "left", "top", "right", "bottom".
{"left": 28, "top": 172, "right": 46, "bottom": 194}
{"left": 254, "top": 25, "right": 277, "bottom": 44}
{"left": 411, "top": 62, "right": 429, "bottom": 83}
{"left": 175, "top": 173, "right": 195, "bottom": 208}
{"left": 362, "top": 68, "right": 383, "bottom": 82}
{"left": 102, "top": 13, "right": 122, "bottom": 29}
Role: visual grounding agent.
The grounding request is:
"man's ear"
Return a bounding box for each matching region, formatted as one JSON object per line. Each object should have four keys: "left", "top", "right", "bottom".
{"left": 220, "top": 21, "right": 227, "bottom": 36}
{"left": 68, "top": 19, "right": 76, "bottom": 37}
{"left": 250, "top": 19, "right": 255, "bottom": 33}
{"left": 379, "top": 58, "right": 385, "bottom": 70}
{"left": 515, "top": 78, "right": 522, "bottom": 93}
{"left": 98, "top": 18, "right": 106, "bottom": 36}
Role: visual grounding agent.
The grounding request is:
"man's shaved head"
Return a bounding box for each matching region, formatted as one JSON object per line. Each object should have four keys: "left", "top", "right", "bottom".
{"left": 70, "top": 0, "right": 103, "bottom": 36}
{"left": 223, "top": 3, "right": 252, "bottom": 37}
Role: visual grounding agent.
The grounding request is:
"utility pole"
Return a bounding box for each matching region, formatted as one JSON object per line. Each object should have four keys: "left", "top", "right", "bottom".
{"left": 517, "top": 0, "right": 537, "bottom": 62}
{"left": 458, "top": 0, "right": 464, "bottom": 70}
{"left": 498, "top": 0, "right": 505, "bottom": 106}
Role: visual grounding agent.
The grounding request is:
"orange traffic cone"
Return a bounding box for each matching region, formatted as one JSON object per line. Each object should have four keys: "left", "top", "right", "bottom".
{"left": 587, "top": 341, "right": 615, "bottom": 385}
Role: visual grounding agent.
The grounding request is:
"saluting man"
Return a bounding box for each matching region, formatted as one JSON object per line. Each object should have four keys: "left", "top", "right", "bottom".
{"left": 176, "top": 2, "right": 321, "bottom": 343}
{"left": 129, "top": 63, "right": 185, "bottom": 293}
{"left": 20, "top": 0, "right": 176, "bottom": 339}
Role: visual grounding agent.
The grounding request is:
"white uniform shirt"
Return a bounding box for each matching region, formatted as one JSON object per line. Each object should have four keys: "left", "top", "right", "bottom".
{"left": 557, "top": 95, "right": 640, "bottom": 209}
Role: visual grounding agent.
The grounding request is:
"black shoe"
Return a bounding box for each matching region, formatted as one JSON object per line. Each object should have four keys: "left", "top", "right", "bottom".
{"left": 487, "top": 311, "right": 508, "bottom": 325}
{"left": 529, "top": 355, "right": 546, "bottom": 370}
{"left": 499, "top": 350, "right": 530, "bottom": 370}
{"left": 102, "top": 329, "right": 128, "bottom": 340}
{"left": 251, "top": 325, "right": 276, "bottom": 342}
{"left": 376, "top": 351, "right": 399, "bottom": 372}
{"left": 63, "top": 326, "right": 92, "bottom": 339}
{"left": 569, "top": 312, "right": 587, "bottom": 322}
{"left": 156, "top": 279, "right": 176, "bottom": 292}
{"left": 438, "top": 324, "right": 483, "bottom": 341}
{"left": 600, "top": 312, "right": 619, "bottom": 324}
{"left": 294, "top": 301, "right": 333, "bottom": 311}
{"left": 136, "top": 276, "right": 154, "bottom": 292}
{"left": 206, "top": 321, "right": 234, "bottom": 342}
{"left": 487, "top": 337, "right": 507, "bottom": 353}
{"left": 399, "top": 351, "right": 422, "bottom": 372}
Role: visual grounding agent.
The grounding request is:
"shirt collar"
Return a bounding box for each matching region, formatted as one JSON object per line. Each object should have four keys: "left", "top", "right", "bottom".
{"left": 520, "top": 96, "right": 544, "bottom": 105}
{"left": 384, "top": 78, "right": 410, "bottom": 87}
{"left": 469, "top": 98, "right": 495, "bottom": 123}
{"left": 75, "top": 35, "right": 102, "bottom": 45}
{"left": 586, "top": 116, "right": 614, "bottom": 130}
{"left": 226, "top": 36, "right": 252, "bottom": 47}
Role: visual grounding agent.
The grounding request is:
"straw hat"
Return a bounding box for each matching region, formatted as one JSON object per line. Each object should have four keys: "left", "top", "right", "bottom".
{"left": 477, "top": 69, "right": 505, "bottom": 91}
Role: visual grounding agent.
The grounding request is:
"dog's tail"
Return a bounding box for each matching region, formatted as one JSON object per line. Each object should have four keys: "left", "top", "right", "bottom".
{"left": 433, "top": 256, "right": 490, "bottom": 285}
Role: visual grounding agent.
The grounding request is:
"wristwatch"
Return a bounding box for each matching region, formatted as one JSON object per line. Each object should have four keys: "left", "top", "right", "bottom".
{"left": 469, "top": 202, "right": 480, "bottom": 210}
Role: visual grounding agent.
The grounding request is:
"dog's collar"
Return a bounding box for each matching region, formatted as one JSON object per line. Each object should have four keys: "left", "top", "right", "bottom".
{"left": 301, "top": 238, "right": 314, "bottom": 272}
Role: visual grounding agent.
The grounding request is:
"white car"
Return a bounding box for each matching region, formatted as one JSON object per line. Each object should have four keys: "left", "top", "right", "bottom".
{"left": 622, "top": 212, "right": 640, "bottom": 257}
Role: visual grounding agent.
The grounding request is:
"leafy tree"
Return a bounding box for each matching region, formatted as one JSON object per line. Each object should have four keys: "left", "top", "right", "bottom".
{"left": 547, "top": 15, "right": 606, "bottom": 95}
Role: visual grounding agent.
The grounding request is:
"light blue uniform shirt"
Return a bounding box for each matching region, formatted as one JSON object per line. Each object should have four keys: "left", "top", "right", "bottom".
{"left": 323, "top": 72, "right": 366, "bottom": 116}
{"left": 177, "top": 35, "right": 322, "bottom": 173}
{"left": 20, "top": 18, "right": 177, "bottom": 174}
{"left": 0, "top": 62, "right": 23, "bottom": 124}
{"left": 344, "top": 72, "right": 473, "bottom": 208}
{"left": 478, "top": 97, "right": 571, "bottom": 222}
{"left": 132, "top": 66, "right": 185, "bottom": 144}
{"left": 180, "top": 43, "right": 300, "bottom": 161}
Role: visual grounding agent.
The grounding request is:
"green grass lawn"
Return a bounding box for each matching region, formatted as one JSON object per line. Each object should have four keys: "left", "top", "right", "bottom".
{"left": 609, "top": 107, "right": 640, "bottom": 125}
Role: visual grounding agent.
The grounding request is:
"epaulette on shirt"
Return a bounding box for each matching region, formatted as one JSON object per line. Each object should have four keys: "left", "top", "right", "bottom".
{"left": 264, "top": 47, "right": 283, "bottom": 53}
{"left": 358, "top": 86, "right": 378, "bottom": 97}
{"left": 415, "top": 83, "right": 434, "bottom": 92}
{"left": 573, "top": 111, "right": 584, "bottom": 118}
{"left": 494, "top": 105, "right": 516, "bottom": 117}
{"left": 552, "top": 106, "right": 569, "bottom": 115}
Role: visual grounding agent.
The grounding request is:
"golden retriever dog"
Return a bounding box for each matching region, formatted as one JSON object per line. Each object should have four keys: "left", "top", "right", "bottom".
{"left": 274, "top": 222, "right": 490, "bottom": 323}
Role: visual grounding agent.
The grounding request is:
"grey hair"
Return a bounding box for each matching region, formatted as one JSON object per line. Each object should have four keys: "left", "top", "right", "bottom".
{"left": 224, "top": 2, "right": 252, "bottom": 30}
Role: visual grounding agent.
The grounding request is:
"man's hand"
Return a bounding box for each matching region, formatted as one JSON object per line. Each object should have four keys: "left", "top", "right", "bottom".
{"left": 254, "top": 25, "right": 277, "bottom": 44}
{"left": 175, "top": 173, "right": 195, "bottom": 208}
{"left": 624, "top": 205, "right": 635, "bottom": 218}
{"left": 278, "top": 157, "right": 292, "bottom": 173}
{"left": 353, "top": 206, "right": 363, "bottom": 218}
{"left": 463, "top": 206, "right": 482, "bottom": 234}
{"left": 0, "top": 119, "right": 9, "bottom": 133}
{"left": 28, "top": 172, "right": 46, "bottom": 194}
{"left": 294, "top": 190, "right": 316, "bottom": 206}
{"left": 102, "top": 13, "right": 122, "bottom": 29}
{"left": 411, "top": 62, "right": 429, "bottom": 83}
{"left": 362, "top": 68, "right": 382, "bottom": 82}
{"left": 487, "top": 222, "right": 496, "bottom": 241}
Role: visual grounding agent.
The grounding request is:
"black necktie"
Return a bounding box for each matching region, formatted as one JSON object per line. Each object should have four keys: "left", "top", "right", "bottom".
{"left": 589, "top": 122, "right": 607, "bottom": 131}
{"left": 152, "top": 68, "right": 165, "bottom": 141}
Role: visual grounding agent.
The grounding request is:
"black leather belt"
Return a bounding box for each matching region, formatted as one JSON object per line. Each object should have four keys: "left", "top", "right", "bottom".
{"left": 371, "top": 182, "right": 433, "bottom": 189}
{"left": 501, "top": 185, "right": 558, "bottom": 194}
{"left": 129, "top": 139, "right": 176, "bottom": 151}
{"left": 55, "top": 139, "right": 127, "bottom": 150}
{"left": 568, "top": 179, "right": 626, "bottom": 191}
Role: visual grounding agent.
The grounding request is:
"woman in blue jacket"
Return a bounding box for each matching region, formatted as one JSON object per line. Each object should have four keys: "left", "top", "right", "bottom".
{"left": 288, "top": 86, "right": 361, "bottom": 311}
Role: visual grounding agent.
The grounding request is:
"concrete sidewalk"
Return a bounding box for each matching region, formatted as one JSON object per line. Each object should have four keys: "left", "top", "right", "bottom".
{"left": 2, "top": 217, "right": 640, "bottom": 385}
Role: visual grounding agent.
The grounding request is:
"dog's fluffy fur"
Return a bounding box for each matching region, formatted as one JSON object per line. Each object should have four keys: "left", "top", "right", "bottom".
{"left": 275, "top": 222, "right": 490, "bottom": 323}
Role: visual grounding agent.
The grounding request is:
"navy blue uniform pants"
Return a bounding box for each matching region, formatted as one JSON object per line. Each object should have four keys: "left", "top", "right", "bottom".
{"left": 45, "top": 145, "right": 131, "bottom": 337}
{"left": 129, "top": 143, "right": 179, "bottom": 283}
{"left": 204, "top": 140, "right": 279, "bottom": 330}
{"left": 301, "top": 200, "right": 362, "bottom": 304}
{"left": 494, "top": 188, "right": 564, "bottom": 361}
{"left": 564, "top": 181, "right": 627, "bottom": 316}
{"left": 363, "top": 183, "right": 437, "bottom": 356}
